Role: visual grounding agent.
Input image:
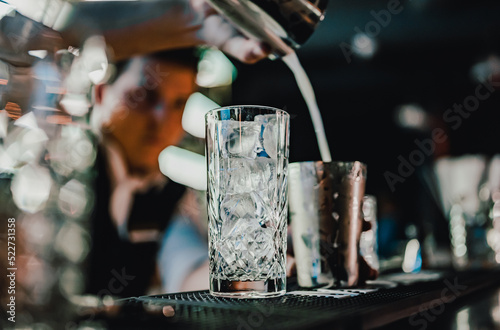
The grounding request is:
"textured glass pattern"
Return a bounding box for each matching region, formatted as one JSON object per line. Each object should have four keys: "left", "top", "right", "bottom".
{"left": 205, "top": 106, "right": 290, "bottom": 298}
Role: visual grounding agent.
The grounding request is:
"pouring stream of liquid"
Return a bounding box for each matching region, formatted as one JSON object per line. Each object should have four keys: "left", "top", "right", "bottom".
{"left": 282, "top": 52, "right": 332, "bottom": 162}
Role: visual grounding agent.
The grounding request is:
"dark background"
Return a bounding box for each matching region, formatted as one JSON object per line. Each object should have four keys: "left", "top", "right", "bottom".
{"left": 229, "top": 0, "right": 500, "bottom": 259}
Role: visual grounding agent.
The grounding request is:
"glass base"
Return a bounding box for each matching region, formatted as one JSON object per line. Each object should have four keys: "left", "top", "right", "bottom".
{"left": 210, "top": 278, "right": 286, "bottom": 298}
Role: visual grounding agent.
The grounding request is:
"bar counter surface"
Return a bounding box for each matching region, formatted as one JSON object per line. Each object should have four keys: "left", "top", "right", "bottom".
{"left": 81, "top": 267, "right": 500, "bottom": 329}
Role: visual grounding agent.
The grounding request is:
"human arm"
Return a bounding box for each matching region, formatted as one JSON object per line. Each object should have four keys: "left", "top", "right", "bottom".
{"left": 6, "top": 0, "right": 270, "bottom": 63}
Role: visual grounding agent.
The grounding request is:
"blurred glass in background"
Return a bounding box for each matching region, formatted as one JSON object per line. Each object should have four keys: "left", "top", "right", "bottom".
{"left": 0, "top": 1, "right": 109, "bottom": 327}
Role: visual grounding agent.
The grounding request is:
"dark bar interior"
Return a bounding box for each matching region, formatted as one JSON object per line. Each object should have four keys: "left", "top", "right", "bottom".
{"left": 1, "top": 0, "right": 500, "bottom": 329}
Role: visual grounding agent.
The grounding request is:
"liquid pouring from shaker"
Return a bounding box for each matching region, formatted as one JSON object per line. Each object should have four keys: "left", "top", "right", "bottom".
{"left": 207, "top": 0, "right": 333, "bottom": 163}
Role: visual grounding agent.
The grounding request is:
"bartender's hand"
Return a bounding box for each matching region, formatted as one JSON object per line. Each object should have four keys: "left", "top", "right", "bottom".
{"left": 49, "top": 0, "right": 271, "bottom": 64}
{"left": 191, "top": 0, "right": 271, "bottom": 64}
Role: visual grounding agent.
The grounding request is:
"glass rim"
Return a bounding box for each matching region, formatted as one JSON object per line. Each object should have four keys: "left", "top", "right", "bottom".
{"left": 205, "top": 104, "right": 289, "bottom": 119}
{"left": 289, "top": 160, "right": 367, "bottom": 179}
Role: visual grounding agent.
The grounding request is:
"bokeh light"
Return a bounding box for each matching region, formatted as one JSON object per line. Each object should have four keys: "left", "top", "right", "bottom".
{"left": 11, "top": 164, "right": 53, "bottom": 214}
{"left": 182, "top": 92, "right": 220, "bottom": 139}
{"left": 196, "top": 48, "right": 236, "bottom": 88}
{"left": 396, "top": 103, "right": 427, "bottom": 130}
{"left": 22, "top": 214, "right": 56, "bottom": 251}
{"left": 47, "top": 125, "right": 96, "bottom": 176}
{"left": 159, "top": 146, "right": 207, "bottom": 191}
{"left": 59, "top": 265, "right": 85, "bottom": 298}
{"left": 58, "top": 179, "right": 89, "bottom": 218}
{"left": 54, "top": 222, "right": 90, "bottom": 264}
{"left": 352, "top": 33, "right": 378, "bottom": 59}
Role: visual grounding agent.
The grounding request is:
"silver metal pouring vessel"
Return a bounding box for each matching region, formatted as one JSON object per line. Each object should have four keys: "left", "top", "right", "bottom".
{"left": 205, "top": 0, "right": 329, "bottom": 58}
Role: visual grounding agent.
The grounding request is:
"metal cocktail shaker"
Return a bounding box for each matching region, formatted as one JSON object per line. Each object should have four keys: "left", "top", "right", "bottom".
{"left": 289, "top": 161, "right": 378, "bottom": 288}
{"left": 205, "top": 0, "right": 328, "bottom": 58}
